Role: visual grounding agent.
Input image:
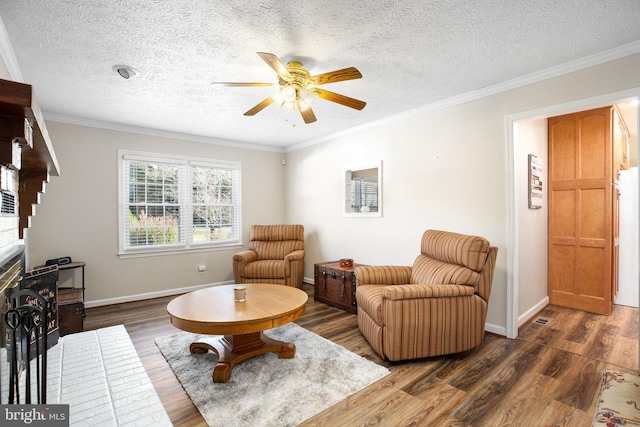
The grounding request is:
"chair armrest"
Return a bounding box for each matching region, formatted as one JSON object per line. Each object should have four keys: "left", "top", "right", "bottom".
{"left": 381, "top": 284, "right": 475, "bottom": 301}
{"left": 354, "top": 265, "right": 412, "bottom": 286}
{"left": 284, "top": 250, "right": 305, "bottom": 287}
{"left": 284, "top": 250, "right": 305, "bottom": 262}
{"left": 233, "top": 250, "right": 257, "bottom": 264}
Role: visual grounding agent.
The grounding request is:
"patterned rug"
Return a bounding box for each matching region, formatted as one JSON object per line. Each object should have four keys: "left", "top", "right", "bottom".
{"left": 593, "top": 369, "right": 640, "bottom": 426}
{"left": 155, "top": 322, "right": 390, "bottom": 427}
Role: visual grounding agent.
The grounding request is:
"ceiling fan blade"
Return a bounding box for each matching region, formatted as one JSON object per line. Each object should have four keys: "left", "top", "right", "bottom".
{"left": 257, "top": 52, "right": 292, "bottom": 80}
{"left": 309, "top": 67, "right": 363, "bottom": 85}
{"left": 299, "top": 106, "right": 317, "bottom": 124}
{"left": 211, "top": 82, "right": 274, "bottom": 87}
{"left": 314, "top": 89, "right": 366, "bottom": 110}
{"left": 244, "top": 97, "right": 274, "bottom": 116}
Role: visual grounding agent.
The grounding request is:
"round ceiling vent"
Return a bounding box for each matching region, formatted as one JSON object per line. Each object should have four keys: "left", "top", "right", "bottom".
{"left": 112, "top": 65, "right": 139, "bottom": 79}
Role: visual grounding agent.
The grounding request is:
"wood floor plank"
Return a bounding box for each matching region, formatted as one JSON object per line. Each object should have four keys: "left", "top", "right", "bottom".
{"left": 536, "top": 399, "right": 591, "bottom": 427}
{"left": 607, "top": 305, "right": 639, "bottom": 338}
{"left": 548, "top": 358, "right": 604, "bottom": 412}
{"left": 83, "top": 287, "right": 638, "bottom": 427}
{"left": 412, "top": 383, "right": 468, "bottom": 424}
{"left": 609, "top": 335, "right": 639, "bottom": 369}
{"left": 585, "top": 323, "right": 619, "bottom": 360}
{"left": 479, "top": 371, "right": 553, "bottom": 426}
{"left": 451, "top": 341, "right": 544, "bottom": 425}
{"left": 537, "top": 346, "right": 575, "bottom": 378}
{"left": 447, "top": 337, "right": 521, "bottom": 391}
{"left": 325, "top": 390, "right": 428, "bottom": 427}
{"left": 565, "top": 311, "right": 598, "bottom": 344}
{"left": 520, "top": 325, "right": 564, "bottom": 350}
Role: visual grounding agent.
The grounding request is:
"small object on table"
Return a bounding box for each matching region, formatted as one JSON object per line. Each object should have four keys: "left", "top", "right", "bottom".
{"left": 233, "top": 285, "right": 246, "bottom": 302}
{"left": 339, "top": 258, "right": 354, "bottom": 267}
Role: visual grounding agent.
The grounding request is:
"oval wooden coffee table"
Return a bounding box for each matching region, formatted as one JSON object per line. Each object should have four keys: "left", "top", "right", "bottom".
{"left": 167, "top": 284, "right": 308, "bottom": 383}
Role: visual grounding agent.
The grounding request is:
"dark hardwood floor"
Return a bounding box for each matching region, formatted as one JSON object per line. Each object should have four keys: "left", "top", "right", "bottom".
{"left": 84, "top": 284, "right": 638, "bottom": 426}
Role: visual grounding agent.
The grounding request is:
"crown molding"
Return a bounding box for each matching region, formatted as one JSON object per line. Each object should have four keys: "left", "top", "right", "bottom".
{"left": 286, "top": 40, "right": 640, "bottom": 153}
{"left": 0, "top": 15, "right": 24, "bottom": 81}
{"left": 43, "top": 112, "right": 286, "bottom": 153}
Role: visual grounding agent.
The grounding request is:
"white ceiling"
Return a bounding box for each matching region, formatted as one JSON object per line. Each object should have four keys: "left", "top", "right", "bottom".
{"left": 1, "top": 0, "right": 639, "bottom": 151}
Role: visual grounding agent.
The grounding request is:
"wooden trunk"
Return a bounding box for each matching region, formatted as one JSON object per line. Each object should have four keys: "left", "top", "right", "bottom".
{"left": 314, "top": 262, "right": 362, "bottom": 313}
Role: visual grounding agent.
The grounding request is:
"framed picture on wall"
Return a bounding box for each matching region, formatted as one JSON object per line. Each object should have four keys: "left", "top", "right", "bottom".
{"left": 528, "top": 154, "right": 543, "bottom": 209}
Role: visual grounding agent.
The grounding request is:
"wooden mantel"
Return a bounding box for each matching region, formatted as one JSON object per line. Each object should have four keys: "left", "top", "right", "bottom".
{"left": 0, "top": 78, "right": 60, "bottom": 238}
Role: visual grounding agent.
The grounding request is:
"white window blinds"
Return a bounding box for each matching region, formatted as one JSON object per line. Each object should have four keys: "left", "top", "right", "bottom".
{"left": 119, "top": 151, "right": 241, "bottom": 256}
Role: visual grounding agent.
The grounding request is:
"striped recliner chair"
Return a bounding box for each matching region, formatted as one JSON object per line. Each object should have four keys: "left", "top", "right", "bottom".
{"left": 354, "top": 229, "right": 498, "bottom": 361}
{"left": 233, "top": 224, "right": 305, "bottom": 288}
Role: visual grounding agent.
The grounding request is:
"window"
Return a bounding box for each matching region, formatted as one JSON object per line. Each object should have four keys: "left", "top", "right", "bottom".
{"left": 118, "top": 151, "right": 241, "bottom": 257}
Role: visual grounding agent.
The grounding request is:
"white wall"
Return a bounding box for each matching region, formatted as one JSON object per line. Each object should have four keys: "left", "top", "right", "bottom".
{"left": 514, "top": 119, "right": 548, "bottom": 323}
{"left": 0, "top": 54, "right": 9, "bottom": 78}
{"left": 617, "top": 167, "right": 639, "bottom": 307}
{"left": 26, "top": 122, "right": 287, "bottom": 304}
{"left": 285, "top": 53, "right": 640, "bottom": 333}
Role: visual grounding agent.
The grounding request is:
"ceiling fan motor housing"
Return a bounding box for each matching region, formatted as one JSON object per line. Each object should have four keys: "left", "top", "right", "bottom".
{"left": 279, "top": 61, "right": 312, "bottom": 89}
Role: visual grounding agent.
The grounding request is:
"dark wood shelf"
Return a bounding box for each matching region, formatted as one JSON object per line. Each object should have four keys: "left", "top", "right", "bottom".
{"left": 0, "top": 79, "right": 60, "bottom": 176}
{"left": 0, "top": 78, "right": 60, "bottom": 238}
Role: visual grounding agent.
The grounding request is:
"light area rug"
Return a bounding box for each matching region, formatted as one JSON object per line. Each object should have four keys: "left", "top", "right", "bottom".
{"left": 593, "top": 369, "right": 640, "bottom": 426}
{"left": 155, "top": 322, "right": 389, "bottom": 427}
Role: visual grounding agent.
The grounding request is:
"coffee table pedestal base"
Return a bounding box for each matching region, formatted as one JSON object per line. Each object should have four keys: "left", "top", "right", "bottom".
{"left": 190, "top": 331, "right": 296, "bottom": 383}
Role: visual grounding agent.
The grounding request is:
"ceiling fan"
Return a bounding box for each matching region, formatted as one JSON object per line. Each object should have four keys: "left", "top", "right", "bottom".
{"left": 211, "top": 52, "right": 366, "bottom": 124}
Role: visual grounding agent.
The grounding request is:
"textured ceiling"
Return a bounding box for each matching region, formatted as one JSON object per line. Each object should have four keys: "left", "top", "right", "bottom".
{"left": 1, "top": 0, "right": 639, "bottom": 151}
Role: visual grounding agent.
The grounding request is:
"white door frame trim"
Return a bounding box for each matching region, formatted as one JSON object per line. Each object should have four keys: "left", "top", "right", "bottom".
{"left": 505, "top": 88, "right": 640, "bottom": 339}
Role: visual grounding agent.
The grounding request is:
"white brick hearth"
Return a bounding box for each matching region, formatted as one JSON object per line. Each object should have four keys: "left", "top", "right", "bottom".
{"left": 46, "top": 325, "right": 171, "bottom": 426}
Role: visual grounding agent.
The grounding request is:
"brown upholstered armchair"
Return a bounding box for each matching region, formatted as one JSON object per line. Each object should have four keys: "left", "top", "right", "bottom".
{"left": 354, "top": 229, "right": 497, "bottom": 361}
{"left": 232, "top": 224, "right": 305, "bottom": 288}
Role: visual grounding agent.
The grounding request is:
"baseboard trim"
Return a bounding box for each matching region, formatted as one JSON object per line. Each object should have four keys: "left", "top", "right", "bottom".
{"left": 485, "top": 322, "right": 506, "bottom": 337}
{"left": 518, "top": 297, "right": 550, "bottom": 328}
{"left": 484, "top": 297, "right": 549, "bottom": 338}
{"left": 85, "top": 280, "right": 234, "bottom": 308}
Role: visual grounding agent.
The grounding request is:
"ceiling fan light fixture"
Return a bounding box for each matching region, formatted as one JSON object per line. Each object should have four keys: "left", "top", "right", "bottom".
{"left": 281, "top": 85, "right": 297, "bottom": 102}
{"left": 273, "top": 87, "right": 296, "bottom": 111}
{"left": 213, "top": 52, "right": 364, "bottom": 123}
{"left": 275, "top": 85, "right": 314, "bottom": 112}
{"left": 297, "top": 87, "right": 315, "bottom": 111}
{"left": 281, "top": 100, "right": 296, "bottom": 112}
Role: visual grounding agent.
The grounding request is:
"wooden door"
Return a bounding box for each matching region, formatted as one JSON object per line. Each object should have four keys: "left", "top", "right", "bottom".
{"left": 548, "top": 107, "right": 613, "bottom": 315}
{"left": 612, "top": 183, "right": 620, "bottom": 301}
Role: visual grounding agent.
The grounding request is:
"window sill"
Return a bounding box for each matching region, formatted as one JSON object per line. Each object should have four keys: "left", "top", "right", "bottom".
{"left": 118, "top": 243, "right": 243, "bottom": 259}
